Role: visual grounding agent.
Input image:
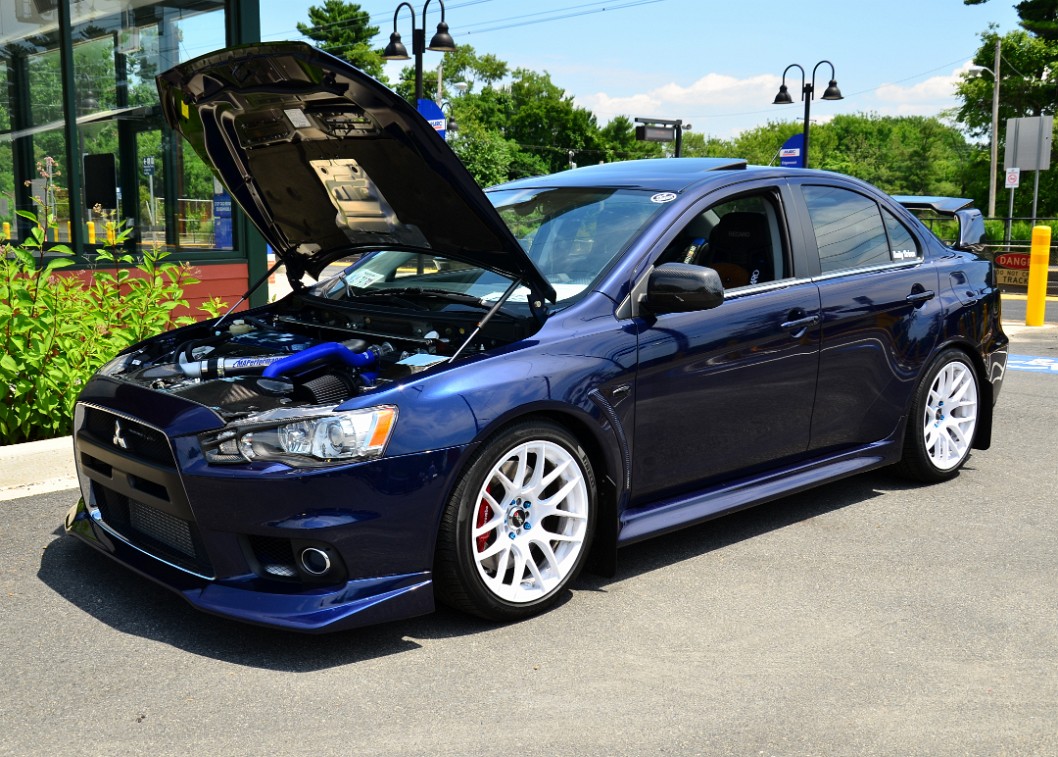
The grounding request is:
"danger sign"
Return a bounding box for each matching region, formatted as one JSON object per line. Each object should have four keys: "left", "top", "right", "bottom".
{"left": 995, "top": 252, "right": 1030, "bottom": 269}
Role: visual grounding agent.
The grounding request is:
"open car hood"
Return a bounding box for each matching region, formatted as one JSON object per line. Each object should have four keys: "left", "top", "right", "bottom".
{"left": 156, "top": 42, "right": 554, "bottom": 300}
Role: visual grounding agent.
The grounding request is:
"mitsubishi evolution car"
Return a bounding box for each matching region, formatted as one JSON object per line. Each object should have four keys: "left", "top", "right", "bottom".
{"left": 64, "top": 42, "right": 1007, "bottom": 632}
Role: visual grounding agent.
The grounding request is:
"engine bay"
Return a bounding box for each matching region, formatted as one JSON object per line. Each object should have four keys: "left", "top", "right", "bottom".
{"left": 108, "top": 293, "right": 535, "bottom": 419}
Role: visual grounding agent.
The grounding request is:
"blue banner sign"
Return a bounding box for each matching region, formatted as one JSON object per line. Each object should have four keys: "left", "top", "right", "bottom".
{"left": 417, "top": 99, "right": 446, "bottom": 140}
{"left": 213, "top": 190, "right": 233, "bottom": 249}
{"left": 779, "top": 132, "right": 804, "bottom": 168}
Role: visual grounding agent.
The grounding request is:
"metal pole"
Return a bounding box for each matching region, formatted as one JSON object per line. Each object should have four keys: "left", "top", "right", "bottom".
{"left": 413, "top": 26, "right": 425, "bottom": 103}
{"left": 988, "top": 39, "right": 1000, "bottom": 218}
{"left": 802, "top": 82, "right": 813, "bottom": 169}
{"left": 1006, "top": 187, "right": 1015, "bottom": 243}
{"left": 674, "top": 120, "right": 683, "bottom": 158}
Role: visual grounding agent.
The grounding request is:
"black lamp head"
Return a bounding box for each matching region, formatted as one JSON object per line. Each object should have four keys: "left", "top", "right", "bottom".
{"left": 772, "top": 84, "right": 794, "bottom": 105}
{"left": 382, "top": 32, "right": 410, "bottom": 60}
{"left": 821, "top": 79, "right": 843, "bottom": 100}
{"left": 428, "top": 21, "right": 456, "bottom": 52}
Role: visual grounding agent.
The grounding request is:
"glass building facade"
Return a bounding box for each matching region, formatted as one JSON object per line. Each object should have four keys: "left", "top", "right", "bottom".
{"left": 1, "top": 0, "right": 267, "bottom": 308}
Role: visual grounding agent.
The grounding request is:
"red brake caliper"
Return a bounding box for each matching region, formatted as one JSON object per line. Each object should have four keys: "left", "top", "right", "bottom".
{"left": 475, "top": 499, "right": 493, "bottom": 553}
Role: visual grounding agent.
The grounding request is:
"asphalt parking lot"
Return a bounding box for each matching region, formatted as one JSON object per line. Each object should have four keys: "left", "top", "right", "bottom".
{"left": 1, "top": 298, "right": 1056, "bottom": 756}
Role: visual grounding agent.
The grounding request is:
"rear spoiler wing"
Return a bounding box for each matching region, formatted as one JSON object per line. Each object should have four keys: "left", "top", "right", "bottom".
{"left": 893, "top": 196, "right": 986, "bottom": 253}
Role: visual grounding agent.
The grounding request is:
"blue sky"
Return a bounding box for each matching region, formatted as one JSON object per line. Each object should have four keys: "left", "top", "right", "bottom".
{"left": 249, "top": 0, "right": 1023, "bottom": 138}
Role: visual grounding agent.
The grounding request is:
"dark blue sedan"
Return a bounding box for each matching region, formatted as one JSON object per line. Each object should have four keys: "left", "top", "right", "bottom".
{"left": 65, "top": 43, "right": 1008, "bottom": 632}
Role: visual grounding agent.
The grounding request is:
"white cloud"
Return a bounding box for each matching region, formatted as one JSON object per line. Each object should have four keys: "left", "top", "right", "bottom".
{"left": 576, "top": 72, "right": 781, "bottom": 136}
{"left": 870, "top": 62, "right": 973, "bottom": 116}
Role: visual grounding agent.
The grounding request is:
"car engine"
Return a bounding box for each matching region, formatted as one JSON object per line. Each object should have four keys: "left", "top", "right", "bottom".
{"left": 106, "top": 294, "right": 532, "bottom": 420}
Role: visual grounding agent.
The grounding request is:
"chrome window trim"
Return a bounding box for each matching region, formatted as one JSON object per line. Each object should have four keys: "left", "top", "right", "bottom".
{"left": 811, "top": 258, "right": 923, "bottom": 283}
{"left": 721, "top": 276, "right": 812, "bottom": 299}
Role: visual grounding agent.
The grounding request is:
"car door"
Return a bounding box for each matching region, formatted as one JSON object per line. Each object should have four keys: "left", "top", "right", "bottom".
{"left": 790, "top": 180, "right": 942, "bottom": 452}
{"left": 630, "top": 185, "right": 822, "bottom": 506}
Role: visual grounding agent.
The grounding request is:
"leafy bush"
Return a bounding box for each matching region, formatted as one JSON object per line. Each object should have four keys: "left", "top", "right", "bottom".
{"left": 1, "top": 186, "right": 203, "bottom": 444}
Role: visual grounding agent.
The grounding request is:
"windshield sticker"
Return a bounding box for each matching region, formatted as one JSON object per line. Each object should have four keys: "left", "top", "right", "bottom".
{"left": 651, "top": 192, "right": 677, "bottom": 204}
{"left": 482, "top": 284, "right": 586, "bottom": 302}
{"left": 891, "top": 249, "right": 917, "bottom": 260}
{"left": 346, "top": 270, "right": 386, "bottom": 288}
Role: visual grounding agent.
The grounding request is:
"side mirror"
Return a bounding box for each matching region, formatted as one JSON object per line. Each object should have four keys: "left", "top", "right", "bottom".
{"left": 642, "top": 262, "right": 725, "bottom": 314}
{"left": 954, "top": 207, "right": 986, "bottom": 252}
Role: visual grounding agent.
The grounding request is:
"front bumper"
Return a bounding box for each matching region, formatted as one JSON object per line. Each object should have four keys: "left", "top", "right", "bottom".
{"left": 65, "top": 497, "right": 434, "bottom": 632}
{"left": 68, "top": 392, "right": 469, "bottom": 633}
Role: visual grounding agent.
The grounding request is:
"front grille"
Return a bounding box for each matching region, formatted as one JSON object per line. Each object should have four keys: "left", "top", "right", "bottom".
{"left": 77, "top": 404, "right": 213, "bottom": 577}
{"left": 95, "top": 488, "right": 212, "bottom": 575}
{"left": 81, "top": 406, "right": 173, "bottom": 465}
{"left": 130, "top": 501, "right": 196, "bottom": 557}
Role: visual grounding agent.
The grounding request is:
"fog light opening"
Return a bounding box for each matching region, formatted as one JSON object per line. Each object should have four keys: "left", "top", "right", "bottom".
{"left": 298, "top": 547, "right": 332, "bottom": 576}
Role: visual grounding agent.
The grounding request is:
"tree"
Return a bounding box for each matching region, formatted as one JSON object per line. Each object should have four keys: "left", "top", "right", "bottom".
{"left": 964, "top": 0, "right": 1058, "bottom": 39}
{"left": 440, "top": 45, "right": 508, "bottom": 92}
{"left": 297, "top": 0, "right": 386, "bottom": 82}
{"left": 599, "top": 116, "right": 663, "bottom": 161}
{"left": 813, "top": 115, "right": 971, "bottom": 197}
{"left": 449, "top": 124, "right": 513, "bottom": 187}
{"left": 505, "top": 69, "right": 604, "bottom": 174}
{"left": 957, "top": 2, "right": 1058, "bottom": 216}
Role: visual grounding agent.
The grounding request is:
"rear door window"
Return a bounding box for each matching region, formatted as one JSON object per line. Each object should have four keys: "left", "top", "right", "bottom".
{"left": 801, "top": 185, "right": 891, "bottom": 273}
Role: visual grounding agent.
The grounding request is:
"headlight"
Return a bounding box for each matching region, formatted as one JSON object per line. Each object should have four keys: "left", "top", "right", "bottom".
{"left": 96, "top": 350, "right": 138, "bottom": 377}
{"left": 201, "top": 405, "right": 397, "bottom": 467}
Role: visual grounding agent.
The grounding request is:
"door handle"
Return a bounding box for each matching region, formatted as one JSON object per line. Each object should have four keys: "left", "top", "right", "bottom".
{"left": 905, "top": 289, "right": 936, "bottom": 305}
{"left": 781, "top": 313, "right": 819, "bottom": 330}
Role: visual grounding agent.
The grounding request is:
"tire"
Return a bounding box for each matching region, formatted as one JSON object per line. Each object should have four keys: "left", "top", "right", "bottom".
{"left": 434, "top": 420, "right": 596, "bottom": 621}
{"left": 896, "top": 349, "right": 980, "bottom": 482}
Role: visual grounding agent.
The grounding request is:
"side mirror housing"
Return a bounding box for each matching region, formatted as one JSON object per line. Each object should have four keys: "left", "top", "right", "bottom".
{"left": 642, "top": 262, "right": 725, "bottom": 314}
{"left": 954, "top": 207, "right": 986, "bottom": 252}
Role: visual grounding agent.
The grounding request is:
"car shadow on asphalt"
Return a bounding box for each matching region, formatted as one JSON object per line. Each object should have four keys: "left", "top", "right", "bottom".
{"left": 36, "top": 469, "right": 925, "bottom": 671}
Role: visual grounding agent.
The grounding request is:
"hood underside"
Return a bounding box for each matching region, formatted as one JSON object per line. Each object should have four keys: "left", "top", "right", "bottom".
{"left": 156, "top": 42, "right": 553, "bottom": 300}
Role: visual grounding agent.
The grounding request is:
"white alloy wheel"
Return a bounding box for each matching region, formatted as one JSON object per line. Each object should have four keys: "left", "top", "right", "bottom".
{"left": 470, "top": 439, "right": 590, "bottom": 604}
{"left": 921, "top": 357, "right": 979, "bottom": 471}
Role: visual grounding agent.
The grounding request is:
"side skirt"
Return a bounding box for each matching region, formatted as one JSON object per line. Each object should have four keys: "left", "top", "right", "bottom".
{"left": 617, "top": 440, "right": 902, "bottom": 546}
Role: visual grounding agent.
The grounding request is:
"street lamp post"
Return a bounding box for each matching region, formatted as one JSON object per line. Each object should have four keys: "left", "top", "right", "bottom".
{"left": 381, "top": 0, "right": 457, "bottom": 105}
{"left": 970, "top": 39, "right": 1002, "bottom": 218}
{"left": 772, "top": 61, "right": 843, "bottom": 169}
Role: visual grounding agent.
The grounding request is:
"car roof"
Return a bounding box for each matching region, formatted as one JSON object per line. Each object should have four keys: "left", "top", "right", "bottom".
{"left": 491, "top": 158, "right": 753, "bottom": 193}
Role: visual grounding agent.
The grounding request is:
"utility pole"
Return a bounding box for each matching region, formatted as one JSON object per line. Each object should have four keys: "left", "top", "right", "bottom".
{"left": 988, "top": 38, "right": 1000, "bottom": 218}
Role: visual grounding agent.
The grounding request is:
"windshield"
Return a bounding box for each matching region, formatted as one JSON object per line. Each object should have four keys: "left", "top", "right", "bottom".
{"left": 308, "top": 187, "right": 668, "bottom": 306}
{"left": 489, "top": 187, "right": 666, "bottom": 294}
{"left": 312, "top": 250, "right": 527, "bottom": 306}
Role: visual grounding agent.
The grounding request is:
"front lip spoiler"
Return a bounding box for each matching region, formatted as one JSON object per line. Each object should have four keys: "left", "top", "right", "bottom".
{"left": 65, "top": 498, "right": 434, "bottom": 633}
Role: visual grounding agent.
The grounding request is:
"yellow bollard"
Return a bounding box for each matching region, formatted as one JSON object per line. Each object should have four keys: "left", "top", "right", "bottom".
{"left": 2, "top": 222, "right": 9, "bottom": 239}
{"left": 106, "top": 221, "right": 116, "bottom": 246}
{"left": 1025, "top": 225, "right": 1052, "bottom": 327}
{"left": 66, "top": 221, "right": 71, "bottom": 242}
{"left": 87, "top": 221, "right": 96, "bottom": 245}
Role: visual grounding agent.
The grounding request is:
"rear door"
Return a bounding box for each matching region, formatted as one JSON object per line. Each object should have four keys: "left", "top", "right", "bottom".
{"left": 788, "top": 180, "right": 942, "bottom": 452}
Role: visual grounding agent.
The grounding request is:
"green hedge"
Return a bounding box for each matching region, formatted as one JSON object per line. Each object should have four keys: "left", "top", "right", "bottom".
{"left": 1, "top": 210, "right": 211, "bottom": 445}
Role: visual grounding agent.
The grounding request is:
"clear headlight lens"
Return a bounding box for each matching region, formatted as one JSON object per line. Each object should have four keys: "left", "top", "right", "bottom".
{"left": 96, "top": 350, "right": 137, "bottom": 377}
{"left": 202, "top": 405, "right": 397, "bottom": 467}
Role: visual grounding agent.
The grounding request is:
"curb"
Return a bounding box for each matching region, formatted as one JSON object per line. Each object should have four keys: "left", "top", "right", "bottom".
{"left": 0, "top": 435, "right": 78, "bottom": 502}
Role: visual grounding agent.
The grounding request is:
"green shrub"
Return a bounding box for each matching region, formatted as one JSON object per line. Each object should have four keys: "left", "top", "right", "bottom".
{"left": 1, "top": 206, "right": 202, "bottom": 445}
